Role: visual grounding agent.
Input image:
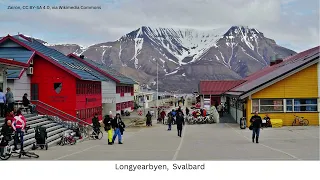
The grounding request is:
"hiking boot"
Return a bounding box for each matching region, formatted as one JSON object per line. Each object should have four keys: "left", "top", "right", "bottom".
{"left": 108, "top": 142, "right": 113, "bottom": 145}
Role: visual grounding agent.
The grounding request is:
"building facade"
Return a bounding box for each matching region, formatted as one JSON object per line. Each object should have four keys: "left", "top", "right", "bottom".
{"left": 0, "top": 34, "right": 106, "bottom": 123}
{"left": 225, "top": 46, "right": 320, "bottom": 126}
{"left": 68, "top": 54, "right": 136, "bottom": 115}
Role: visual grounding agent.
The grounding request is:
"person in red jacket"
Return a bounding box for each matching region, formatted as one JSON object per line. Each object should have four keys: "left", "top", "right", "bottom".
{"left": 11, "top": 109, "right": 26, "bottom": 151}
{"left": 203, "top": 108, "right": 207, "bottom": 117}
{"left": 160, "top": 110, "right": 166, "bottom": 124}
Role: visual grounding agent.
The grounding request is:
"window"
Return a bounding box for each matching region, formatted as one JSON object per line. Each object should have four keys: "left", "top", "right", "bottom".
{"left": 252, "top": 99, "right": 283, "bottom": 113}
{"left": 287, "top": 99, "right": 318, "bottom": 112}
{"left": 31, "top": 83, "right": 39, "bottom": 100}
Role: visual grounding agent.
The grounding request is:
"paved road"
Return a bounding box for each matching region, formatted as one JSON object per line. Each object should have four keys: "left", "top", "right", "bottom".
{"left": 15, "top": 122, "right": 319, "bottom": 161}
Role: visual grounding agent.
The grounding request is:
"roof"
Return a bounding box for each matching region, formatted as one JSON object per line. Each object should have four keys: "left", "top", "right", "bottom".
{"left": 0, "top": 57, "right": 29, "bottom": 68}
{"left": 7, "top": 69, "right": 23, "bottom": 79}
{"left": 0, "top": 34, "right": 107, "bottom": 81}
{"left": 199, "top": 80, "right": 246, "bottom": 95}
{"left": 0, "top": 47, "right": 35, "bottom": 64}
{"left": 68, "top": 54, "right": 136, "bottom": 85}
{"left": 228, "top": 46, "right": 320, "bottom": 98}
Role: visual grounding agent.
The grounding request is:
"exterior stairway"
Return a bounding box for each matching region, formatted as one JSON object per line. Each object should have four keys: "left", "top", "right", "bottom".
{"left": 0, "top": 113, "right": 73, "bottom": 151}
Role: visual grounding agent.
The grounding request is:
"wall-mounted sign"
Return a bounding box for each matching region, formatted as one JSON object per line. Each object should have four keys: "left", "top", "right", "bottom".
{"left": 54, "top": 83, "right": 62, "bottom": 94}
{"left": 86, "top": 98, "right": 97, "bottom": 103}
{"left": 50, "top": 96, "right": 67, "bottom": 102}
{"left": 104, "top": 98, "right": 115, "bottom": 103}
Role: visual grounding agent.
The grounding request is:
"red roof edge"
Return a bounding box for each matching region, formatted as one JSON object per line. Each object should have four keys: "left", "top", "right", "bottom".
{"left": 18, "top": 69, "right": 27, "bottom": 79}
{"left": 0, "top": 57, "right": 29, "bottom": 68}
{"left": 0, "top": 35, "right": 82, "bottom": 80}
{"left": 68, "top": 53, "right": 120, "bottom": 83}
{"left": 199, "top": 80, "right": 246, "bottom": 95}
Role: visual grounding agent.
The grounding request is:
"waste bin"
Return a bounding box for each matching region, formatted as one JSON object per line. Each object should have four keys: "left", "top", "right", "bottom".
{"left": 240, "top": 117, "right": 246, "bottom": 129}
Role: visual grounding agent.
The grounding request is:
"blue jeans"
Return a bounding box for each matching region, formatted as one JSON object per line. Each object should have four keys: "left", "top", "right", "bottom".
{"left": 168, "top": 123, "right": 171, "bottom": 130}
{"left": 252, "top": 128, "right": 260, "bottom": 139}
{"left": 14, "top": 128, "right": 24, "bottom": 150}
{"left": 112, "top": 128, "right": 122, "bottom": 143}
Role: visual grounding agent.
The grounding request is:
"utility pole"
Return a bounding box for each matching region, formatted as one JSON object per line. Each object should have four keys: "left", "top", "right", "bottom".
{"left": 156, "top": 59, "right": 159, "bottom": 120}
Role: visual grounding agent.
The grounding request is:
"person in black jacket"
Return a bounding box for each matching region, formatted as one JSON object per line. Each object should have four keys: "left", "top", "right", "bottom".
{"left": 176, "top": 111, "right": 185, "bottom": 137}
{"left": 146, "top": 111, "right": 152, "bottom": 126}
{"left": 185, "top": 107, "right": 190, "bottom": 116}
{"left": 250, "top": 111, "right": 263, "bottom": 143}
{"left": 92, "top": 114, "right": 100, "bottom": 139}
{"left": 103, "top": 111, "right": 113, "bottom": 145}
{"left": 112, "top": 113, "right": 125, "bottom": 144}
{"left": 0, "top": 120, "right": 14, "bottom": 157}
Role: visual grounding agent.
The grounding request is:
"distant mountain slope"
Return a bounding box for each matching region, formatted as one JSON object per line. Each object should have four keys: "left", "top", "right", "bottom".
{"left": 48, "top": 26, "right": 296, "bottom": 92}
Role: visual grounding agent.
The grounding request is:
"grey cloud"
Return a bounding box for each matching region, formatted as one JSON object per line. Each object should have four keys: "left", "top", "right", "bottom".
{"left": 0, "top": 0, "right": 318, "bottom": 51}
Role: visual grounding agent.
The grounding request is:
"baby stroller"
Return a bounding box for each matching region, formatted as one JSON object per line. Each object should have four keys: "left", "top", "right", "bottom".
{"left": 32, "top": 126, "right": 48, "bottom": 150}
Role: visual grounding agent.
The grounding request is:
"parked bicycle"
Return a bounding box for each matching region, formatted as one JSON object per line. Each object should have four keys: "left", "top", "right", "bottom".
{"left": 0, "top": 133, "right": 39, "bottom": 160}
{"left": 292, "top": 115, "right": 309, "bottom": 126}
{"left": 59, "top": 132, "right": 77, "bottom": 146}
{"left": 89, "top": 128, "right": 103, "bottom": 140}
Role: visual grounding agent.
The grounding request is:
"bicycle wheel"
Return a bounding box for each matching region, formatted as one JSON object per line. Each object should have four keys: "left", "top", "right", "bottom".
{"left": 70, "top": 137, "right": 77, "bottom": 145}
{"left": 0, "top": 153, "right": 11, "bottom": 160}
{"left": 25, "top": 152, "right": 39, "bottom": 158}
{"left": 303, "top": 119, "right": 309, "bottom": 126}
{"left": 11, "top": 151, "right": 20, "bottom": 157}
{"left": 98, "top": 130, "right": 103, "bottom": 140}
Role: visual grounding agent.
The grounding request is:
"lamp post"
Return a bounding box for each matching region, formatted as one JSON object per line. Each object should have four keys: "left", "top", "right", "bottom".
{"left": 156, "top": 59, "right": 159, "bottom": 120}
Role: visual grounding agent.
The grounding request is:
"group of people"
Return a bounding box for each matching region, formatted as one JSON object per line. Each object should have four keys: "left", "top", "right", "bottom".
{"left": 0, "top": 109, "right": 27, "bottom": 157}
{"left": 166, "top": 107, "right": 185, "bottom": 137}
{"left": 0, "top": 87, "right": 15, "bottom": 118}
{"left": 192, "top": 108, "right": 207, "bottom": 118}
{"left": 0, "top": 87, "right": 36, "bottom": 117}
{"left": 91, "top": 111, "right": 126, "bottom": 145}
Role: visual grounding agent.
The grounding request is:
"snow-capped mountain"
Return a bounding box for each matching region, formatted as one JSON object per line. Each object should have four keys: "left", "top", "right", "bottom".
{"left": 48, "top": 26, "right": 296, "bottom": 92}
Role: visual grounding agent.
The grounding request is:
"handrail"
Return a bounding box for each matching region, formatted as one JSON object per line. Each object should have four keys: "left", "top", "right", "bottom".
{"left": 31, "top": 100, "right": 92, "bottom": 127}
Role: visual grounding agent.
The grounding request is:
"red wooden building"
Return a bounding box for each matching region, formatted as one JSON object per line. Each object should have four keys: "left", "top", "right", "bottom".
{"left": 198, "top": 80, "right": 245, "bottom": 108}
{"left": 0, "top": 34, "right": 107, "bottom": 123}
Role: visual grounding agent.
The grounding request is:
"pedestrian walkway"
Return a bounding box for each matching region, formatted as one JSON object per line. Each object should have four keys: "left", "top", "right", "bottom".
{"left": 16, "top": 122, "right": 319, "bottom": 160}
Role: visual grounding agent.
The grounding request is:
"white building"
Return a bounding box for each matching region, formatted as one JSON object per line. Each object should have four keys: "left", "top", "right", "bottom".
{"left": 69, "top": 54, "right": 136, "bottom": 116}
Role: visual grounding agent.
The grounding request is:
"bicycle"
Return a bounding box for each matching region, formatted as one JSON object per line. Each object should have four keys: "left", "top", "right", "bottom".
{"left": 0, "top": 134, "right": 15, "bottom": 160}
{"left": 0, "top": 133, "right": 39, "bottom": 160}
{"left": 59, "top": 132, "right": 77, "bottom": 146}
{"left": 89, "top": 128, "right": 103, "bottom": 140}
{"left": 292, "top": 115, "right": 309, "bottom": 126}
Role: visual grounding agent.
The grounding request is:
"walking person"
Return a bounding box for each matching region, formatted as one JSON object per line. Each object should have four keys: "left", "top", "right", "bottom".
{"left": 146, "top": 111, "right": 152, "bottom": 126}
{"left": 112, "top": 113, "right": 125, "bottom": 144}
{"left": 160, "top": 109, "right": 166, "bottom": 124}
{"left": 103, "top": 111, "right": 113, "bottom": 145}
{"left": 91, "top": 114, "right": 100, "bottom": 139}
{"left": 176, "top": 111, "right": 185, "bottom": 137}
{"left": 5, "top": 87, "right": 14, "bottom": 113}
{"left": 167, "top": 112, "right": 172, "bottom": 131}
{"left": 0, "top": 88, "right": 6, "bottom": 118}
{"left": 185, "top": 107, "right": 190, "bottom": 116}
{"left": 250, "top": 111, "right": 263, "bottom": 143}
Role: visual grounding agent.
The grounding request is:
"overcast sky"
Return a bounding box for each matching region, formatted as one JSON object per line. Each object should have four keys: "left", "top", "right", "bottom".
{"left": 0, "top": 0, "right": 319, "bottom": 52}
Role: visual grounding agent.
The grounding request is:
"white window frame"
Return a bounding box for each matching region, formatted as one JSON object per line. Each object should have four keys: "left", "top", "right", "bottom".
{"left": 286, "top": 98, "right": 318, "bottom": 112}
{"left": 251, "top": 99, "right": 284, "bottom": 113}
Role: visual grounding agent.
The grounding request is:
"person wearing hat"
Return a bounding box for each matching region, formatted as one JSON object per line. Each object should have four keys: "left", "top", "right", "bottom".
{"left": 103, "top": 111, "right": 113, "bottom": 145}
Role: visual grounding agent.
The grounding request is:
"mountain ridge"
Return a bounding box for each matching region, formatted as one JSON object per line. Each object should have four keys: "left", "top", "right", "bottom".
{"left": 47, "top": 25, "right": 296, "bottom": 92}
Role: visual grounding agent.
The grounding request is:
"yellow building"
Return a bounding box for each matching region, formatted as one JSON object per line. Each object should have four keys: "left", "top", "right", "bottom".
{"left": 226, "top": 46, "right": 320, "bottom": 126}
